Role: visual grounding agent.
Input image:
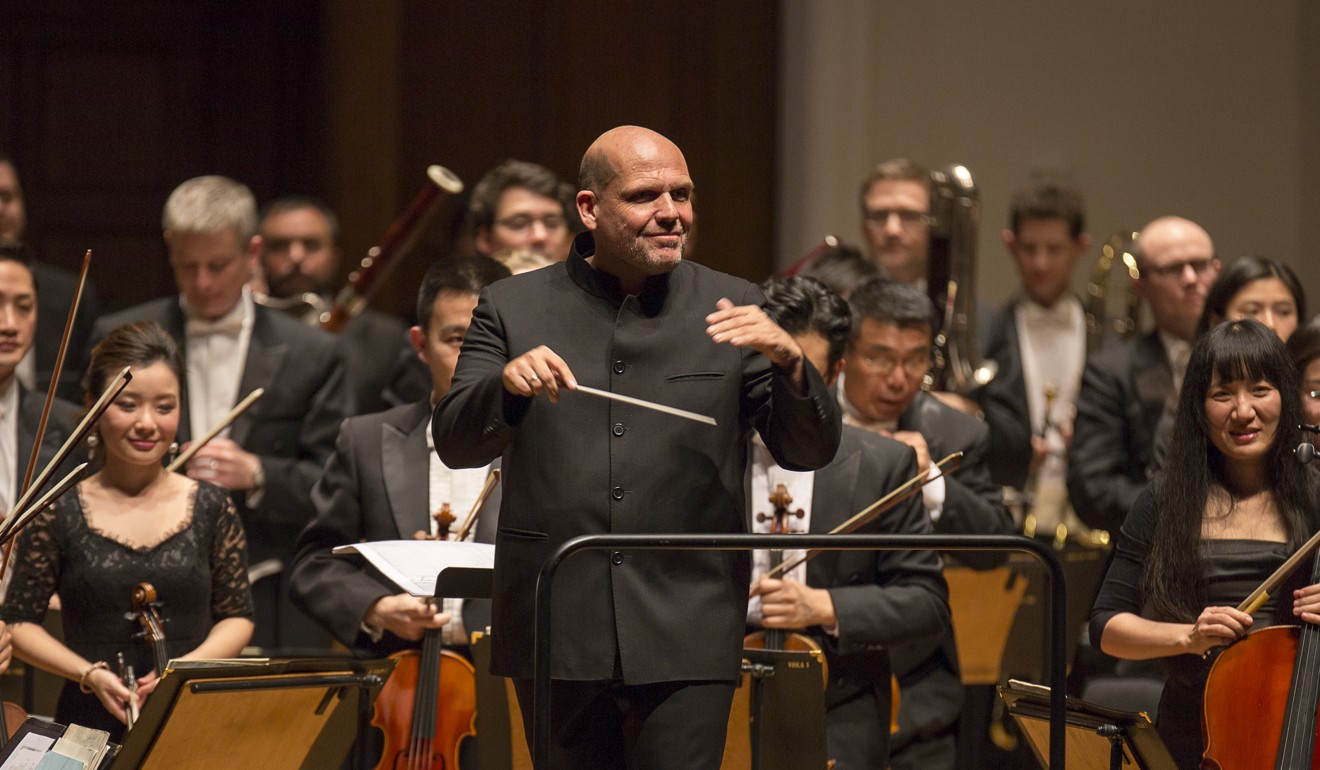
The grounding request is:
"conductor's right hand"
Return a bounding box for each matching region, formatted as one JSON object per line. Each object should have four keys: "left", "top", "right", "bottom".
{"left": 503, "top": 345, "right": 577, "bottom": 403}
{"left": 364, "top": 594, "right": 452, "bottom": 642}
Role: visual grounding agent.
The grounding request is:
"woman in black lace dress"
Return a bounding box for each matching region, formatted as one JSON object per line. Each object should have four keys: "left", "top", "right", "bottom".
{"left": 3, "top": 321, "right": 253, "bottom": 739}
{"left": 1090, "top": 319, "right": 1320, "bottom": 769}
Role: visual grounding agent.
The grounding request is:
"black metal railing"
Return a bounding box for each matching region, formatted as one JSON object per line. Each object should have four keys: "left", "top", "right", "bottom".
{"left": 533, "top": 533, "right": 1068, "bottom": 769}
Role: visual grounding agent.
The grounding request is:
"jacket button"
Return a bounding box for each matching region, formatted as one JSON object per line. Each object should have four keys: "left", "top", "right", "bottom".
{"left": 613, "top": 360, "right": 626, "bottom": 374}
{"left": 612, "top": 423, "right": 625, "bottom": 437}
{"left": 611, "top": 551, "right": 624, "bottom": 565}
{"left": 612, "top": 486, "right": 625, "bottom": 500}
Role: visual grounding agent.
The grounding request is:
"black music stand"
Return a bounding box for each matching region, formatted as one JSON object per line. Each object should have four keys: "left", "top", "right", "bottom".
{"left": 110, "top": 657, "right": 393, "bottom": 769}
{"left": 998, "top": 679, "right": 1177, "bottom": 770}
{"left": 739, "top": 648, "right": 829, "bottom": 770}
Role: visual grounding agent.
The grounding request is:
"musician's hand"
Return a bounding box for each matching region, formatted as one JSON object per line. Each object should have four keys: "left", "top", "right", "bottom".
{"left": 752, "top": 576, "right": 837, "bottom": 630}
{"left": 85, "top": 667, "right": 135, "bottom": 725}
{"left": 1028, "top": 435, "right": 1048, "bottom": 477}
{"left": 1293, "top": 584, "right": 1320, "bottom": 624}
{"left": 1185, "top": 606, "right": 1252, "bottom": 655}
{"left": 184, "top": 438, "right": 262, "bottom": 491}
{"left": 884, "top": 430, "right": 932, "bottom": 478}
{"left": 365, "top": 594, "right": 451, "bottom": 642}
{"left": 503, "top": 345, "right": 577, "bottom": 403}
{"left": 136, "top": 671, "right": 161, "bottom": 700}
{"left": 0, "top": 622, "right": 11, "bottom": 676}
{"left": 706, "top": 299, "right": 804, "bottom": 381}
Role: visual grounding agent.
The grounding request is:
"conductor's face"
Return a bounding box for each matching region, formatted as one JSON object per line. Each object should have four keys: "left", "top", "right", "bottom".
{"left": 578, "top": 128, "right": 693, "bottom": 283}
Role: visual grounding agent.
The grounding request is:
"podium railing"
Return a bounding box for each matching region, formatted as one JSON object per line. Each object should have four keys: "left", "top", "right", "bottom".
{"left": 533, "top": 533, "right": 1068, "bottom": 769}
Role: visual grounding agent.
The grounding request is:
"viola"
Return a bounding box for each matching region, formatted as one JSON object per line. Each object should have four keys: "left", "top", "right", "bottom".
{"left": 744, "top": 484, "right": 829, "bottom": 686}
{"left": 371, "top": 502, "right": 480, "bottom": 770}
{"left": 130, "top": 582, "right": 168, "bottom": 675}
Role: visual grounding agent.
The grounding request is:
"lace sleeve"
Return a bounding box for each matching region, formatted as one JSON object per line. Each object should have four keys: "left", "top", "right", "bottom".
{"left": 209, "top": 493, "right": 254, "bottom": 622}
{"left": 0, "top": 506, "right": 61, "bottom": 624}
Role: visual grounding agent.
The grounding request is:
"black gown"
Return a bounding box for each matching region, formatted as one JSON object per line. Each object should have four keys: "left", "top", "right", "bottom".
{"left": 1090, "top": 485, "right": 1305, "bottom": 770}
{"left": 2, "top": 481, "right": 253, "bottom": 740}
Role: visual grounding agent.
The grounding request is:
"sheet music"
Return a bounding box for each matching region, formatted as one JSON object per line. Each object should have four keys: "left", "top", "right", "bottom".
{"left": 333, "top": 540, "right": 495, "bottom": 597}
{"left": 0, "top": 733, "right": 55, "bottom": 770}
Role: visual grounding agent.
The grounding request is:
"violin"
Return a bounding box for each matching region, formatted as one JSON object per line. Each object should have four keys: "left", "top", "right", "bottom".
{"left": 371, "top": 499, "right": 484, "bottom": 770}
{"left": 124, "top": 582, "right": 168, "bottom": 730}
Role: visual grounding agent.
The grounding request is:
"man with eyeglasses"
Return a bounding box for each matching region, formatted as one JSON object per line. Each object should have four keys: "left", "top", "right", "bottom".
{"left": 1068, "top": 216, "right": 1219, "bottom": 534}
{"left": 256, "top": 195, "right": 412, "bottom": 415}
{"left": 468, "top": 159, "right": 578, "bottom": 264}
{"left": 836, "top": 277, "right": 1011, "bottom": 769}
{"left": 858, "top": 158, "right": 932, "bottom": 287}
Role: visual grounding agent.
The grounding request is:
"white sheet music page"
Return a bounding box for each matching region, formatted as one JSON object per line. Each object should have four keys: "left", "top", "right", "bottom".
{"left": 333, "top": 540, "right": 495, "bottom": 596}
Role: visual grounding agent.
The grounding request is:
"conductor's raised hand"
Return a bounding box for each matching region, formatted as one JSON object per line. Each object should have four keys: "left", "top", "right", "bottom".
{"left": 502, "top": 345, "right": 577, "bottom": 403}
{"left": 705, "top": 299, "right": 803, "bottom": 379}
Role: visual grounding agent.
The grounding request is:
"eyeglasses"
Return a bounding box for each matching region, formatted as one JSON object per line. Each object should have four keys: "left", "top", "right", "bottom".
{"left": 495, "top": 214, "right": 567, "bottom": 233}
{"left": 852, "top": 350, "right": 931, "bottom": 377}
{"left": 862, "top": 209, "right": 931, "bottom": 229}
{"left": 1143, "top": 258, "right": 1215, "bottom": 280}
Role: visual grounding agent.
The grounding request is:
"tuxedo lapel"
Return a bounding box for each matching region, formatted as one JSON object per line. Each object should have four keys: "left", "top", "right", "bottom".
{"left": 1132, "top": 332, "right": 1174, "bottom": 424}
{"left": 230, "top": 309, "right": 287, "bottom": 447}
{"left": 15, "top": 388, "right": 37, "bottom": 483}
{"left": 382, "top": 401, "right": 431, "bottom": 539}
{"left": 806, "top": 442, "right": 861, "bottom": 588}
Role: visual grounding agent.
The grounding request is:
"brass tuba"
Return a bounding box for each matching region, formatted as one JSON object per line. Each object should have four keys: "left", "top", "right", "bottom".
{"left": 1084, "top": 231, "right": 1141, "bottom": 352}
{"left": 926, "top": 165, "right": 996, "bottom": 394}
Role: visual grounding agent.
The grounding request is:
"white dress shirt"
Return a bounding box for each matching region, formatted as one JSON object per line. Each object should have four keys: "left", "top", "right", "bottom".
{"left": 426, "top": 413, "right": 493, "bottom": 646}
{"left": 182, "top": 287, "right": 254, "bottom": 442}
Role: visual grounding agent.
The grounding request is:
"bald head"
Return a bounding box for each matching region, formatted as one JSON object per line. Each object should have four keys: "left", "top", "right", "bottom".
{"left": 1133, "top": 216, "right": 1219, "bottom": 341}
{"left": 575, "top": 126, "right": 693, "bottom": 291}
{"left": 579, "top": 126, "right": 686, "bottom": 194}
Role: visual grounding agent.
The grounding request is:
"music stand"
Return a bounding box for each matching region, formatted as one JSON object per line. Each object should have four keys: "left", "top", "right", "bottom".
{"left": 110, "top": 657, "right": 393, "bottom": 769}
{"left": 726, "top": 648, "right": 829, "bottom": 770}
{"left": 998, "top": 679, "right": 1177, "bottom": 770}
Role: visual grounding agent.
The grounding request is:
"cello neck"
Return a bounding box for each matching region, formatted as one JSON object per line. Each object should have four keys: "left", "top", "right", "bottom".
{"left": 1274, "top": 562, "right": 1320, "bottom": 767}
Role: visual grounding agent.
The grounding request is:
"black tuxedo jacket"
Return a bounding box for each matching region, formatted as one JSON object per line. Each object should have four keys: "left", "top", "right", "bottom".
{"left": 89, "top": 298, "right": 349, "bottom": 563}
{"left": 30, "top": 261, "right": 101, "bottom": 401}
{"left": 434, "top": 235, "right": 841, "bottom": 683}
{"left": 15, "top": 385, "right": 80, "bottom": 495}
{"left": 897, "top": 390, "right": 1013, "bottom": 548}
{"left": 1067, "top": 331, "right": 1171, "bottom": 533}
{"left": 798, "top": 427, "right": 949, "bottom": 761}
{"left": 975, "top": 299, "right": 1034, "bottom": 490}
{"left": 289, "top": 399, "right": 501, "bottom": 656}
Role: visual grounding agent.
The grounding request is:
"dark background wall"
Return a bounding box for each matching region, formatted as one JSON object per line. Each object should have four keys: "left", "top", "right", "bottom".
{"left": 1, "top": 0, "right": 779, "bottom": 319}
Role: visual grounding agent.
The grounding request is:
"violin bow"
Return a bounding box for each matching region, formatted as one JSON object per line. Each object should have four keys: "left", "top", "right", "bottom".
{"left": 767, "top": 452, "right": 964, "bottom": 578}
{"left": 456, "top": 468, "right": 500, "bottom": 542}
{"left": 0, "top": 251, "right": 91, "bottom": 564}
{"left": 0, "top": 366, "right": 132, "bottom": 545}
{"left": 165, "top": 387, "right": 264, "bottom": 473}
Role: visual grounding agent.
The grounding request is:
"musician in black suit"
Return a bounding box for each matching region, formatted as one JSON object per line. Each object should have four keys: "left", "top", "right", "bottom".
{"left": 0, "top": 154, "right": 102, "bottom": 399}
{"left": 289, "top": 255, "right": 510, "bottom": 656}
{"left": 0, "top": 250, "right": 81, "bottom": 676}
{"left": 256, "top": 195, "right": 413, "bottom": 415}
{"left": 434, "top": 126, "right": 841, "bottom": 769}
{"left": 750, "top": 276, "right": 948, "bottom": 770}
{"left": 836, "top": 277, "right": 1012, "bottom": 769}
{"left": 88, "top": 175, "right": 350, "bottom": 650}
{"left": 976, "top": 184, "right": 1090, "bottom": 501}
{"left": 1067, "top": 216, "right": 1219, "bottom": 534}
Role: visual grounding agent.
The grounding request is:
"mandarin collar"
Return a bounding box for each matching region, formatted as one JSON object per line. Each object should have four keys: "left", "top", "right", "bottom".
{"left": 567, "top": 231, "right": 672, "bottom": 314}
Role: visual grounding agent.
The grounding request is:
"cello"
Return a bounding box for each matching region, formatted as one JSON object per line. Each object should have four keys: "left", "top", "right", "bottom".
{"left": 370, "top": 498, "right": 485, "bottom": 770}
{"left": 1201, "top": 538, "right": 1320, "bottom": 767}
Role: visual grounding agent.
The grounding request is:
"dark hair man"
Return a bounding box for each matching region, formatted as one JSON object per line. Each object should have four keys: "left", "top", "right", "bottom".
{"left": 467, "top": 160, "right": 577, "bottom": 263}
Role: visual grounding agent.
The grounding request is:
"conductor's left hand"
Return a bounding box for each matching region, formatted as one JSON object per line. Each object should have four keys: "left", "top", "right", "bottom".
{"left": 706, "top": 299, "right": 803, "bottom": 382}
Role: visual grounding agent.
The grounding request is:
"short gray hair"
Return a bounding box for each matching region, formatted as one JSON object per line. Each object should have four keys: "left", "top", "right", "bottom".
{"left": 162, "top": 175, "right": 258, "bottom": 242}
